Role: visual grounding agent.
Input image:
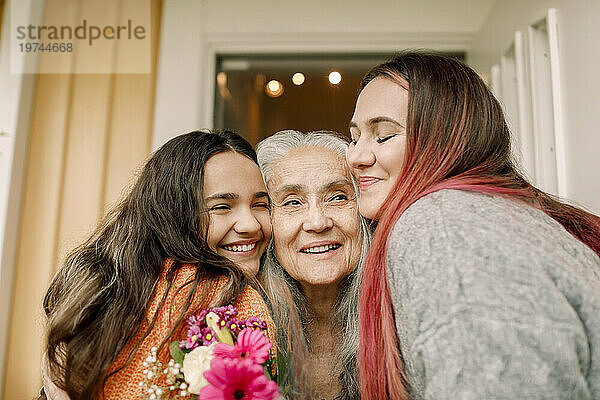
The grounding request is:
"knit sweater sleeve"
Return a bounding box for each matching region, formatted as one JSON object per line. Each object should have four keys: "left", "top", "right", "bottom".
{"left": 386, "top": 190, "right": 595, "bottom": 400}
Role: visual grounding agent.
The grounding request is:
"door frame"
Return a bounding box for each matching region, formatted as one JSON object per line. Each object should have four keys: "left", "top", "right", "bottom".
{"left": 151, "top": 0, "right": 473, "bottom": 149}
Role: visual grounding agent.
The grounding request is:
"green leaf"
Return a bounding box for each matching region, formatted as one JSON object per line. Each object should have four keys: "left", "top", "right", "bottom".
{"left": 169, "top": 341, "right": 186, "bottom": 366}
{"left": 275, "top": 348, "right": 289, "bottom": 387}
{"left": 264, "top": 363, "right": 273, "bottom": 380}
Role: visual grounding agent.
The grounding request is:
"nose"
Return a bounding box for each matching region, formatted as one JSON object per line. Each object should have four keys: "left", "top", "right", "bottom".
{"left": 302, "top": 202, "right": 333, "bottom": 233}
{"left": 302, "top": 204, "right": 333, "bottom": 233}
{"left": 233, "top": 208, "right": 261, "bottom": 235}
{"left": 346, "top": 137, "right": 375, "bottom": 170}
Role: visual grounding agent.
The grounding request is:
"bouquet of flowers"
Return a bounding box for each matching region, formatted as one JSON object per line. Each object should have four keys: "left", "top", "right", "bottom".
{"left": 140, "top": 305, "right": 287, "bottom": 400}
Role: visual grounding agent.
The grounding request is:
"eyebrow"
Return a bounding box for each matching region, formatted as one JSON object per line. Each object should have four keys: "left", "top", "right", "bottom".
{"left": 274, "top": 180, "right": 352, "bottom": 197}
{"left": 349, "top": 116, "right": 404, "bottom": 130}
{"left": 205, "top": 191, "right": 268, "bottom": 202}
{"left": 323, "top": 179, "right": 353, "bottom": 192}
{"left": 205, "top": 193, "right": 238, "bottom": 201}
{"left": 273, "top": 184, "right": 304, "bottom": 198}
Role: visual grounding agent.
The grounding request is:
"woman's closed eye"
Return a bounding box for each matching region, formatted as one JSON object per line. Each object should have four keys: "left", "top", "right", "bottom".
{"left": 373, "top": 120, "right": 405, "bottom": 143}
{"left": 376, "top": 134, "right": 398, "bottom": 144}
{"left": 253, "top": 201, "right": 270, "bottom": 209}
{"left": 209, "top": 203, "right": 231, "bottom": 212}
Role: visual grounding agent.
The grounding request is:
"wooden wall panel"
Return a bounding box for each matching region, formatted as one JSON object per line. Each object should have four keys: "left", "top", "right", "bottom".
{"left": 55, "top": 0, "right": 120, "bottom": 259}
{"left": 55, "top": 74, "right": 115, "bottom": 259}
{"left": 2, "top": 73, "right": 73, "bottom": 400}
{"left": 103, "top": 0, "right": 162, "bottom": 209}
{"left": 0, "top": 0, "right": 5, "bottom": 45}
{"left": 3, "top": 0, "right": 162, "bottom": 398}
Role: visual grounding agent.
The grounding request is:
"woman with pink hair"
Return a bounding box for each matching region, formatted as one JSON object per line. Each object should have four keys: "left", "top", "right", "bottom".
{"left": 347, "top": 51, "right": 600, "bottom": 400}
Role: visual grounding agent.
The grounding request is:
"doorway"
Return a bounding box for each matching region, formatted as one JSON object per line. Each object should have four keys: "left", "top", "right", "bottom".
{"left": 213, "top": 52, "right": 464, "bottom": 145}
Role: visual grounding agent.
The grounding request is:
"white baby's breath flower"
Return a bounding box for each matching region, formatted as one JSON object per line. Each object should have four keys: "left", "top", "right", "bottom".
{"left": 182, "top": 343, "right": 216, "bottom": 394}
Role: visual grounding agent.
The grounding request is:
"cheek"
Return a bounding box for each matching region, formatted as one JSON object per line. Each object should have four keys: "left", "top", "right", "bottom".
{"left": 206, "top": 215, "right": 229, "bottom": 250}
{"left": 378, "top": 140, "right": 407, "bottom": 178}
{"left": 336, "top": 206, "right": 360, "bottom": 228}
{"left": 273, "top": 238, "right": 297, "bottom": 279}
{"left": 338, "top": 209, "right": 362, "bottom": 259}
{"left": 271, "top": 213, "right": 294, "bottom": 252}
{"left": 271, "top": 210, "right": 297, "bottom": 238}
{"left": 256, "top": 212, "right": 272, "bottom": 241}
{"left": 272, "top": 232, "right": 302, "bottom": 282}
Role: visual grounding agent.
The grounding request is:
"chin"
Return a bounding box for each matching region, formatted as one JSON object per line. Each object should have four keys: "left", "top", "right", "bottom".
{"left": 250, "top": 264, "right": 261, "bottom": 275}
{"left": 306, "top": 274, "right": 347, "bottom": 287}
{"left": 238, "top": 261, "right": 260, "bottom": 276}
{"left": 303, "top": 280, "right": 338, "bottom": 289}
{"left": 359, "top": 203, "right": 378, "bottom": 220}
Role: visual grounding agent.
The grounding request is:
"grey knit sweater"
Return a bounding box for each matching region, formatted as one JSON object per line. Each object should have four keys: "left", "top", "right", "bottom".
{"left": 386, "top": 189, "right": 600, "bottom": 400}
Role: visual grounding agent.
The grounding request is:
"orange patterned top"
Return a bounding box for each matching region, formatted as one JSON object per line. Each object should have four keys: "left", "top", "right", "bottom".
{"left": 101, "top": 259, "right": 275, "bottom": 399}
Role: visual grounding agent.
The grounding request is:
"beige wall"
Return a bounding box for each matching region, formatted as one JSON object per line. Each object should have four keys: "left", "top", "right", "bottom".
{"left": 152, "top": 0, "right": 497, "bottom": 148}
{"left": 2, "top": 0, "right": 162, "bottom": 398}
{"left": 0, "top": 0, "right": 4, "bottom": 44}
{"left": 468, "top": 0, "right": 600, "bottom": 214}
{"left": 201, "top": 0, "right": 496, "bottom": 34}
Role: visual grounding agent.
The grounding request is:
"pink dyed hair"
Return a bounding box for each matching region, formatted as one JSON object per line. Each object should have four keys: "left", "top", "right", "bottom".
{"left": 357, "top": 51, "right": 600, "bottom": 400}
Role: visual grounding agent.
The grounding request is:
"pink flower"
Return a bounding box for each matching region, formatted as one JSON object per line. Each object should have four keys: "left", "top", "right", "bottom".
{"left": 199, "top": 358, "right": 280, "bottom": 400}
{"left": 212, "top": 329, "right": 271, "bottom": 365}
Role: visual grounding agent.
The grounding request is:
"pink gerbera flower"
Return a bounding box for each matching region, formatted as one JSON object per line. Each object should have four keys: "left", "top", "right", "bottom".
{"left": 213, "top": 328, "right": 271, "bottom": 365}
{"left": 199, "top": 358, "right": 280, "bottom": 400}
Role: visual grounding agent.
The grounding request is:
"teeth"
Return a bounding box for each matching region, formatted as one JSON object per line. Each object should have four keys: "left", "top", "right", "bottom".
{"left": 301, "top": 244, "right": 340, "bottom": 254}
{"left": 223, "top": 243, "right": 256, "bottom": 252}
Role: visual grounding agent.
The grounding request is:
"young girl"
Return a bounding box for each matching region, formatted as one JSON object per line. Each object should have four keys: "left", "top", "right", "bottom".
{"left": 42, "top": 130, "right": 274, "bottom": 399}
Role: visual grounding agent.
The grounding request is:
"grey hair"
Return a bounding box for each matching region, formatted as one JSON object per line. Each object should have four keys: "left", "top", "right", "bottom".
{"left": 257, "top": 130, "right": 352, "bottom": 186}
{"left": 256, "top": 130, "right": 370, "bottom": 400}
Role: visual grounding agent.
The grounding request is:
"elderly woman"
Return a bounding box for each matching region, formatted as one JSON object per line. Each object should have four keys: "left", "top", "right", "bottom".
{"left": 257, "top": 130, "right": 370, "bottom": 400}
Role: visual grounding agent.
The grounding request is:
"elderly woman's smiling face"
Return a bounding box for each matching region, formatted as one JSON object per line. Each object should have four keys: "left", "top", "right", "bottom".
{"left": 267, "top": 146, "right": 362, "bottom": 289}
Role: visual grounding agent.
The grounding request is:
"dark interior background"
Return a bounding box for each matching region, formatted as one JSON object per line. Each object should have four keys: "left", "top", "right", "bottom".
{"left": 214, "top": 52, "right": 465, "bottom": 146}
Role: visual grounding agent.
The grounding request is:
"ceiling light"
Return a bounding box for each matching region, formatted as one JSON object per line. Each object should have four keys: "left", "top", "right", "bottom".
{"left": 265, "top": 79, "right": 284, "bottom": 97}
{"left": 292, "top": 72, "right": 305, "bottom": 85}
{"left": 328, "top": 71, "right": 341, "bottom": 85}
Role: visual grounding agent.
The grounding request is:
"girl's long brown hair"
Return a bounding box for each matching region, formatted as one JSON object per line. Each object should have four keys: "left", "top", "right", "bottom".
{"left": 43, "top": 130, "right": 260, "bottom": 399}
{"left": 357, "top": 51, "right": 600, "bottom": 399}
